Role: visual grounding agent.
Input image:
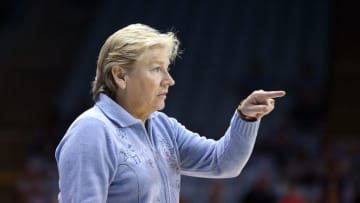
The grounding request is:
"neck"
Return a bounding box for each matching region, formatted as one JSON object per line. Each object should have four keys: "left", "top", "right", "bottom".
{"left": 116, "top": 97, "right": 150, "bottom": 123}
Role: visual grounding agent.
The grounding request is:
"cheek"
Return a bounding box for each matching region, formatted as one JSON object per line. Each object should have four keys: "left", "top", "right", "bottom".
{"left": 130, "top": 75, "right": 161, "bottom": 100}
{"left": 144, "top": 78, "right": 161, "bottom": 91}
{"left": 139, "top": 81, "right": 158, "bottom": 100}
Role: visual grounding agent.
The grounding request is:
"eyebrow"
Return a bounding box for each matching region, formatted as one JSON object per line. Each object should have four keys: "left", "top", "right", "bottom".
{"left": 151, "top": 59, "right": 170, "bottom": 67}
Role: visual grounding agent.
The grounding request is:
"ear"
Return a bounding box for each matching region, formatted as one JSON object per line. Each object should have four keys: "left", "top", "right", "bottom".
{"left": 111, "top": 65, "right": 127, "bottom": 90}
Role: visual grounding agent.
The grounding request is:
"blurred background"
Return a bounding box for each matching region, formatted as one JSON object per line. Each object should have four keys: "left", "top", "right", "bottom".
{"left": 0, "top": 0, "right": 359, "bottom": 202}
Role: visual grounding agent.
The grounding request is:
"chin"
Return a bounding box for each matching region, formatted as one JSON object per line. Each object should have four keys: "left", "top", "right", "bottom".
{"left": 156, "top": 103, "right": 166, "bottom": 111}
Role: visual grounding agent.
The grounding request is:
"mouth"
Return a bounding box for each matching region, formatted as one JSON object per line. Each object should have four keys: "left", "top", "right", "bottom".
{"left": 158, "top": 92, "right": 168, "bottom": 98}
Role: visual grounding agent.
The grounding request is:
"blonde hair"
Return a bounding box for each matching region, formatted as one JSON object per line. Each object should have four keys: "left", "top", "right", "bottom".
{"left": 92, "top": 23, "right": 180, "bottom": 101}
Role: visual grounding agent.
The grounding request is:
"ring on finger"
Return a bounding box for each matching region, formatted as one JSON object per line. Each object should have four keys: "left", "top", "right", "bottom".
{"left": 270, "top": 99, "right": 275, "bottom": 106}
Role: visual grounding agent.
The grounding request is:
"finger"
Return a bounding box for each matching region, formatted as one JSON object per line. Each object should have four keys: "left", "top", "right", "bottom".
{"left": 257, "top": 90, "right": 286, "bottom": 99}
{"left": 267, "top": 98, "right": 275, "bottom": 106}
{"left": 255, "top": 113, "right": 264, "bottom": 119}
{"left": 243, "top": 104, "right": 269, "bottom": 115}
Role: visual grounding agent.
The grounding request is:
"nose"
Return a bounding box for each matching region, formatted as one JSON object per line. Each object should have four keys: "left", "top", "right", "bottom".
{"left": 162, "top": 71, "right": 175, "bottom": 87}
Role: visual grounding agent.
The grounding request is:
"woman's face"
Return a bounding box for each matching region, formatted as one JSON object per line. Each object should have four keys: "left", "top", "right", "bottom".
{"left": 120, "top": 47, "right": 175, "bottom": 120}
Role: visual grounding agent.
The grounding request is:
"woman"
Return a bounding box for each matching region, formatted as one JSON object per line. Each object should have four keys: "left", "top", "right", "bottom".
{"left": 55, "top": 23, "right": 285, "bottom": 203}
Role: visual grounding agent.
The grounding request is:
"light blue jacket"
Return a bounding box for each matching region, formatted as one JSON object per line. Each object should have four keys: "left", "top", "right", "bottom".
{"left": 55, "top": 93, "right": 260, "bottom": 203}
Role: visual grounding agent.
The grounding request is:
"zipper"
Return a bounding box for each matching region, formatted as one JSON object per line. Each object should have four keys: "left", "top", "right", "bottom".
{"left": 142, "top": 120, "right": 171, "bottom": 202}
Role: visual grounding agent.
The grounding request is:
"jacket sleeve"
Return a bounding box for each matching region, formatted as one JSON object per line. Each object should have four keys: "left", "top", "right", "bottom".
{"left": 55, "top": 118, "right": 118, "bottom": 203}
{"left": 174, "top": 110, "right": 260, "bottom": 178}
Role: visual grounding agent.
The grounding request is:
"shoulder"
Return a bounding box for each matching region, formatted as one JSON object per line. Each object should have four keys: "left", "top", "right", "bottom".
{"left": 59, "top": 106, "right": 117, "bottom": 150}
{"left": 69, "top": 107, "right": 108, "bottom": 134}
{"left": 70, "top": 105, "right": 118, "bottom": 134}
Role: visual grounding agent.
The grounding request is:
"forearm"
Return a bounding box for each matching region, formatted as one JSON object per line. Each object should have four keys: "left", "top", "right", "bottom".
{"left": 214, "top": 111, "right": 260, "bottom": 177}
{"left": 179, "top": 111, "right": 260, "bottom": 178}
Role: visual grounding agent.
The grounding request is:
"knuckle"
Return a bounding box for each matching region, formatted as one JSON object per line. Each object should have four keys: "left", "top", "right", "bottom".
{"left": 252, "top": 90, "right": 261, "bottom": 96}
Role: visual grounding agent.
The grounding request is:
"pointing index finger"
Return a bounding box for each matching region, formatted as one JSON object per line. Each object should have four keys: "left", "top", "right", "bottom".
{"left": 260, "top": 90, "right": 286, "bottom": 99}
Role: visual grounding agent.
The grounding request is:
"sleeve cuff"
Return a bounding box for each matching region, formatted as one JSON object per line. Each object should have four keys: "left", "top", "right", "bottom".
{"left": 230, "top": 110, "right": 261, "bottom": 142}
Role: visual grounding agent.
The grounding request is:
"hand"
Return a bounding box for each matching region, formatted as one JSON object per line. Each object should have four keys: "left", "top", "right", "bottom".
{"left": 238, "top": 90, "right": 286, "bottom": 120}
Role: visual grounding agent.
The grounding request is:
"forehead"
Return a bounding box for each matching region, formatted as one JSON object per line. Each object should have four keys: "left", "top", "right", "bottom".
{"left": 137, "top": 47, "right": 170, "bottom": 66}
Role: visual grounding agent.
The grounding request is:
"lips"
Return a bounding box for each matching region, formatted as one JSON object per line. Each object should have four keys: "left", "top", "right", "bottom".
{"left": 158, "top": 91, "right": 168, "bottom": 96}
{"left": 158, "top": 92, "right": 168, "bottom": 98}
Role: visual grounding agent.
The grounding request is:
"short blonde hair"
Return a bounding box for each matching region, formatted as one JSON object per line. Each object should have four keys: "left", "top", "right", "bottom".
{"left": 92, "top": 23, "right": 180, "bottom": 101}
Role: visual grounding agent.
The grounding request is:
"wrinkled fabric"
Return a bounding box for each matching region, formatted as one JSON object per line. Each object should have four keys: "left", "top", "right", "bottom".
{"left": 56, "top": 93, "right": 260, "bottom": 203}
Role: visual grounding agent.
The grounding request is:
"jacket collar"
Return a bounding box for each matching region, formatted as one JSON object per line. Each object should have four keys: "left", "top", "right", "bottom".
{"left": 95, "top": 93, "right": 154, "bottom": 127}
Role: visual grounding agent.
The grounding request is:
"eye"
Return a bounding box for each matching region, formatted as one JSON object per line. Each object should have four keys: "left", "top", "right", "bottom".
{"left": 151, "top": 67, "right": 161, "bottom": 72}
